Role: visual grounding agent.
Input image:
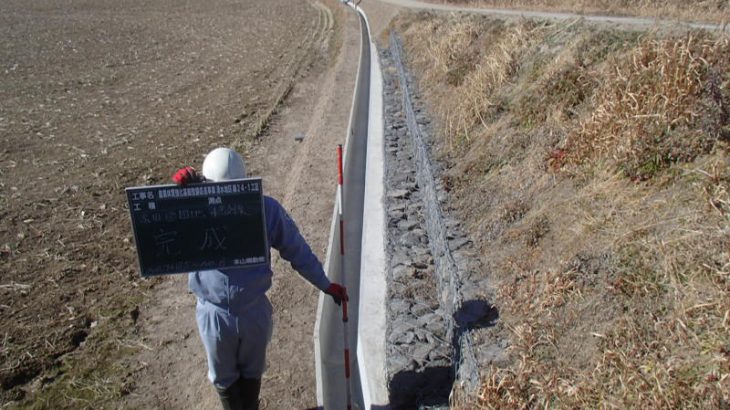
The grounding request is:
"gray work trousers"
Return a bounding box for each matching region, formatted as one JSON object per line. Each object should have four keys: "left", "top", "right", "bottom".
{"left": 195, "top": 298, "right": 273, "bottom": 389}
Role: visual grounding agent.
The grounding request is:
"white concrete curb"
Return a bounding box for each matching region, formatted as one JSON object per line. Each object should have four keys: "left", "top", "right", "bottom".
{"left": 356, "top": 8, "right": 388, "bottom": 408}
{"left": 314, "top": 2, "right": 379, "bottom": 409}
{"left": 313, "top": 4, "right": 362, "bottom": 406}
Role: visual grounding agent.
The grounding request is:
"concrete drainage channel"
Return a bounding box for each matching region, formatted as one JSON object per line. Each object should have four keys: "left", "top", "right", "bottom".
{"left": 314, "top": 3, "right": 374, "bottom": 409}
{"left": 315, "top": 4, "right": 498, "bottom": 409}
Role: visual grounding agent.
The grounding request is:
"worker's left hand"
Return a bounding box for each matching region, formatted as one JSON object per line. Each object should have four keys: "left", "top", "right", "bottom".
{"left": 325, "top": 283, "right": 348, "bottom": 306}
{"left": 172, "top": 166, "right": 204, "bottom": 185}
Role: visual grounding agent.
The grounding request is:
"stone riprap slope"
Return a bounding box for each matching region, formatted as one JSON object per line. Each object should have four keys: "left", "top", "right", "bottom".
{"left": 380, "top": 34, "right": 504, "bottom": 408}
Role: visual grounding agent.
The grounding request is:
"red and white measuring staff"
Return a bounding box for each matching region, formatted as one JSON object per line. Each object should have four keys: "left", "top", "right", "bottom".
{"left": 337, "top": 144, "right": 353, "bottom": 410}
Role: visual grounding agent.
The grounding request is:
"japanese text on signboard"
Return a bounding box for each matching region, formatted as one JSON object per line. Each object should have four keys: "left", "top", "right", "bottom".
{"left": 126, "top": 179, "right": 267, "bottom": 276}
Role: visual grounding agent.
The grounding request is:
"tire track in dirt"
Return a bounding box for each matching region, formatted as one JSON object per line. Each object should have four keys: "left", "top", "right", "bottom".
{"left": 234, "top": 1, "right": 335, "bottom": 150}
{"left": 276, "top": 3, "right": 334, "bottom": 211}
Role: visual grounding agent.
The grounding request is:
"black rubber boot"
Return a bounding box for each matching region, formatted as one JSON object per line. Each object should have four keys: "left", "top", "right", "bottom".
{"left": 216, "top": 379, "right": 244, "bottom": 410}
{"left": 238, "top": 378, "right": 261, "bottom": 410}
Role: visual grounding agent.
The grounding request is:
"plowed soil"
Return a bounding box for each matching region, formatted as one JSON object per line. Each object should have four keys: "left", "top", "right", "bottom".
{"left": 0, "top": 0, "right": 358, "bottom": 407}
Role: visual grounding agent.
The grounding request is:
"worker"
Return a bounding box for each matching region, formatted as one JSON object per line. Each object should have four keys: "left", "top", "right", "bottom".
{"left": 172, "top": 147, "right": 348, "bottom": 410}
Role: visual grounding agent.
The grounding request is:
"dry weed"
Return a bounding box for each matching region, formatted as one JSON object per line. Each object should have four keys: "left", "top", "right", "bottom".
{"left": 448, "top": 21, "right": 547, "bottom": 147}
{"left": 476, "top": 161, "right": 730, "bottom": 408}
{"left": 565, "top": 33, "right": 730, "bottom": 179}
{"left": 403, "top": 16, "right": 549, "bottom": 149}
{"left": 515, "top": 28, "right": 645, "bottom": 134}
{"left": 429, "top": 19, "right": 480, "bottom": 80}
{"left": 500, "top": 269, "right": 580, "bottom": 316}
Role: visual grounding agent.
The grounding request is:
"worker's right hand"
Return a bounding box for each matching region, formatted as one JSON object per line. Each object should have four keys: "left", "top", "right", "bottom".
{"left": 172, "top": 166, "right": 203, "bottom": 185}
{"left": 325, "top": 283, "right": 348, "bottom": 306}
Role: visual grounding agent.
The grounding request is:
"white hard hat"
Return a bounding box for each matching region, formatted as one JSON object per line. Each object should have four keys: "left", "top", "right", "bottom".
{"left": 202, "top": 147, "right": 247, "bottom": 181}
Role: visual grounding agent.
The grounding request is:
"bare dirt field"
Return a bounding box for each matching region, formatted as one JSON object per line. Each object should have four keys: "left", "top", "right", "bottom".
{"left": 0, "top": 0, "right": 358, "bottom": 407}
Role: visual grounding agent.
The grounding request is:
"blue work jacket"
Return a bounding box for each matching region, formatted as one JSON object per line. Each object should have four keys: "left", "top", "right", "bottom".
{"left": 189, "top": 196, "right": 331, "bottom": 314}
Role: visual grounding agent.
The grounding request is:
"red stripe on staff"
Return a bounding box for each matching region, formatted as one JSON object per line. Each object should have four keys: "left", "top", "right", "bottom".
{"left": 337, "top": 145, "right": 344, "bottom": 186}
{"left": 344, "top": 349, "right": 351, "bottom": 378}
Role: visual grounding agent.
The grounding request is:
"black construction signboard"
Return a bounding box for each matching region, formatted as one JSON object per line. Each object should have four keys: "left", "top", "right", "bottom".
{"left": 125, "top": 178, "right": 268, "bottom": 277}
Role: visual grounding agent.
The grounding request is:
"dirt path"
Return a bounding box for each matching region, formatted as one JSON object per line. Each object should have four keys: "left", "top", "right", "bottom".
{"left": 370, "top": 0, "right": 727, "bottom": 31}
{"left": 121, "top": 4, "right": 361, "bottom": 410}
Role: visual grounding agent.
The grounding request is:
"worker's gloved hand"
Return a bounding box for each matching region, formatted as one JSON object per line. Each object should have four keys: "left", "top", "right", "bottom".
{"left": 172, "top": 166, "right": 203, "bottom": 185}
{"left": 325, "top": 283, "right": 348, "bottom": 306}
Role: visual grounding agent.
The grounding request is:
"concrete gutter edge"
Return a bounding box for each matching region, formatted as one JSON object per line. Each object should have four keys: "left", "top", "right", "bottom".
{"left": 314, "top": 2, "right": 367, "bottom": 408}
{"left": 356, "top": 6, "right": 389, "bottom": 408}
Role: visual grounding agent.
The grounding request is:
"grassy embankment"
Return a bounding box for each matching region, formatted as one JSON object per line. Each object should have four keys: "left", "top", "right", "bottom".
{"left": 435, "top": 0, "right": 730, "bottom": 25}
{"left": 395, "top": 12, "right": 729, "bottom": 408}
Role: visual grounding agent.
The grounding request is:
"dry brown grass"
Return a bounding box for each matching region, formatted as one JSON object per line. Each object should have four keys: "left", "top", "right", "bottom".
{"left": 447, "top": 156, "right": 730, "bottom": 409}
{"left": 431, "top": 0, "right": 730, "bottom": 25}
{"left": 397, "top": 12, "right": 730, "bottom": 409}
{"left": 403, "top": 16, "right": 551, "bottom": 149}
{"left": 564, "top": 33, "right": 730, "bottom": 180}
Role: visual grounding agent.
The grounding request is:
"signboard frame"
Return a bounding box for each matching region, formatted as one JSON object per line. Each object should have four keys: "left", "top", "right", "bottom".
{"left": 125, "top": 178, "right": 268, "bottom": 277}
